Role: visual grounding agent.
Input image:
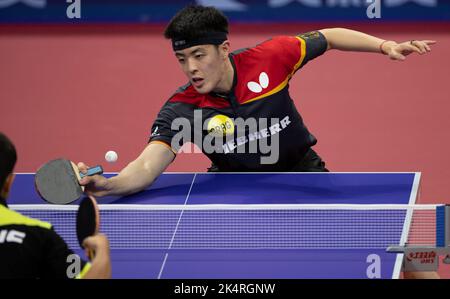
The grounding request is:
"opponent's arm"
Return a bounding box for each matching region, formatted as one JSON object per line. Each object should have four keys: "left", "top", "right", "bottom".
{"left": 81, "top": 234, "right": 111, "bottom": 279}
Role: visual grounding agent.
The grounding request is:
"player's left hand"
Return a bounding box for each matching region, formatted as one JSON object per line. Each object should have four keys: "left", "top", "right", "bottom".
{"left": 384, "top": 40, "right": 436, "bottom": 61}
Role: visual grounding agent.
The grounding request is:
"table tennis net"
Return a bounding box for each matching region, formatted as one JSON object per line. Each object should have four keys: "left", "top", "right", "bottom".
{"left": 11, "top": 204, "right": 442, "bottom": 250}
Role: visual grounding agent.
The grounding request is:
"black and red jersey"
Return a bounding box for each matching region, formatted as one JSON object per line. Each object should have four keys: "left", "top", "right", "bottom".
{"left": 149, "top": 31, "right": 328, "bottom": 171}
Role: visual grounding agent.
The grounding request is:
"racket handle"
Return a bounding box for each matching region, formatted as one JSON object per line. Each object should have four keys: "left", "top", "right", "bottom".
{"left": 79, "top": 166, "right": 103, "bottom": 179}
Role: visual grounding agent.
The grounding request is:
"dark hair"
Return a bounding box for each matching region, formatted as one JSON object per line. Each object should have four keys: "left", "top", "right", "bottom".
{"left": 164, "top": 5, "right": 229, "bottom": 40}
{"left": 0, "top": 132, "right": 17, "bottom": 190}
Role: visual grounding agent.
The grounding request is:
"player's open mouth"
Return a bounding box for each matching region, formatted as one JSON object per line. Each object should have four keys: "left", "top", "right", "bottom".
{"left": 192, "top": 77, "right": 204, "bottom": 87}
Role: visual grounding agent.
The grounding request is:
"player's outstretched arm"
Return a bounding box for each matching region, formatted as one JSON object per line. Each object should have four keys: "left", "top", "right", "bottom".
{"left": 78, "top": 142, "right": 175, "bottom": 197}
{"left": 318, "top": 28, "right": 436, "bottom": 61}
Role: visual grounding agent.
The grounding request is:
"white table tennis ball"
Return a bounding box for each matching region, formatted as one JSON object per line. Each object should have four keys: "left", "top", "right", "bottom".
{"left": 105, "top": 150, "right": 118, "bottom": 163}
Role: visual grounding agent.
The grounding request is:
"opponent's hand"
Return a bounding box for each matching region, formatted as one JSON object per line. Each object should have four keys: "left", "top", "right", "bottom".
{"left": 82, "top": 233, "right": 111, "bottom": 279}
{"left": 383, "top": 40, "right": 436, "bottom": 61}
{"left": 82, "top": 233, "right": 110, "bottom": 257}
{"left": 77, "top": 162, "right": 110, "bottom": 197}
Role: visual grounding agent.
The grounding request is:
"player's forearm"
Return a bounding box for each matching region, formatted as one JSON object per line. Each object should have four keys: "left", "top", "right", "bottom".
{"left": 105, "top": 159, "right": 159, "bottom": 196}
{"left": 319, "top": 28, "right": 394, "bottom": 54}
{"left": 104, "top": 143, "right": 174, "bottom": 196}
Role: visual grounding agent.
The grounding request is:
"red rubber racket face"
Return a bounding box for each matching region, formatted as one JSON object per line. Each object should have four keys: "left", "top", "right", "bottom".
{"left": 76, "top": 196, "right": 100, "bottom": 249}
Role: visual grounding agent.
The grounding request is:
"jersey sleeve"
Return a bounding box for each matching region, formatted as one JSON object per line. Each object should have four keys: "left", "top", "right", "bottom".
{"left": 296, "top": 31, "right": 328, "bottom": 69}
{"left": 40, "top": 227, "right": 89, "bottom": 279}
{"left": 148, "top": 101, "right": 187, "bottom": 154}
{"left": 268, "top": 31, "right": 327, "bottom": 76}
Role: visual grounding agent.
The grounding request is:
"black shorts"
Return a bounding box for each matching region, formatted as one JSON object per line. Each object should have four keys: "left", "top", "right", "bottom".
{"left": 207, "top": 148, "right": 329, "bottom": 172}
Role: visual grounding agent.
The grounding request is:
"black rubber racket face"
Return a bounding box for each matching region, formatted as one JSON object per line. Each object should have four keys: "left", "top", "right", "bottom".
{"left": 76, "top": 196, "right": 99, "bottom": 249}
{"left": 35, "top": 159, "right": 83, "bottom": 204}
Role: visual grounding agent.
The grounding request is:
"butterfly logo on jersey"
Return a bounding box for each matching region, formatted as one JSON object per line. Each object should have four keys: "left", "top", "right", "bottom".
{"left": 247, "top": 72, "right": 269, "bottom": 93}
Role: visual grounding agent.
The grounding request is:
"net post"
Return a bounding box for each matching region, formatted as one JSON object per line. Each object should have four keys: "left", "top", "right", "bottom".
{"left": 445, "top": 205, "right": 450, "bottom": 248}
{"left": 436, "top": 205, "right": 446, "bottom": 247}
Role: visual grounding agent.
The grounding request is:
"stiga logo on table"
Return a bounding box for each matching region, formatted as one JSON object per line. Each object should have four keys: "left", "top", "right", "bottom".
{"left": 403, "top": 249, "right": 439, "bottom": 272}
{"left": 406, "top": 251, "right": 437, "bottom": 264}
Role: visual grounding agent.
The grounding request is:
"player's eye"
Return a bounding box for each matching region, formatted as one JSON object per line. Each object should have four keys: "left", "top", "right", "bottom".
{"left": 177, "top": 58, "right": 185, "bottom": 64}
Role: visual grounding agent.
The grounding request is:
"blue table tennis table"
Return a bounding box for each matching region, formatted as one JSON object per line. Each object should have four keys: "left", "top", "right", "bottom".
{"left": 9, "top": 172, "right": 421, "bottom": 279}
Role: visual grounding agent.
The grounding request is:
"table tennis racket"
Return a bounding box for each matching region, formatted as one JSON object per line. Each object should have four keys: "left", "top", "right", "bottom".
{"left": 35, "top": 158, "right": 103, "bottom": 204}
{"left": 76, "top": 196, "right": 100, "bottom": 260}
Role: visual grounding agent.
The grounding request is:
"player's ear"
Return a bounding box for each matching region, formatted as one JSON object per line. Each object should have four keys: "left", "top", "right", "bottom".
{"left": 220, "top": 40, "right": 230, "bottom": 59}
{"left": 1, "top": 173, "right": 15, "bottom": 199}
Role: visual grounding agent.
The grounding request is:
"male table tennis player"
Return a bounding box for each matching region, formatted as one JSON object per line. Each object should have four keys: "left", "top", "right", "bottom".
{"left": 78, "top": 4, "right": 434, "bottom": 196}
{"left": 0, "top": 133, "right": 111, "bottom": 279}
{"left": 77, "top": 5, "right": 438, "bottom": 279}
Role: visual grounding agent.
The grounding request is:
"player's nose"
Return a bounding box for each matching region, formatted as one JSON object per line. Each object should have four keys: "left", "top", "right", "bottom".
{"left": 186, "top": 59, "right": 198, "bottom": 74}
